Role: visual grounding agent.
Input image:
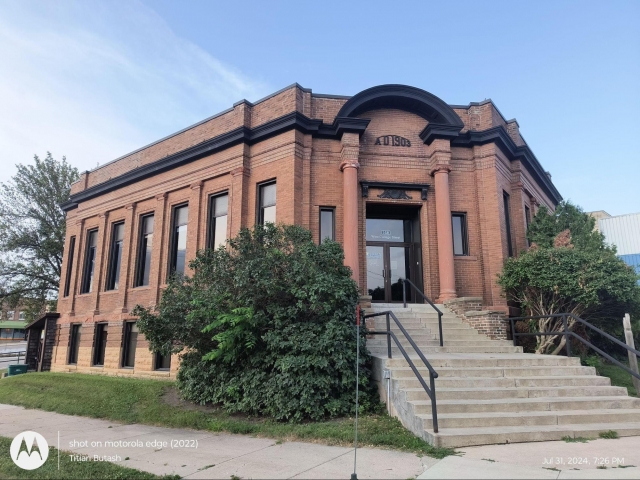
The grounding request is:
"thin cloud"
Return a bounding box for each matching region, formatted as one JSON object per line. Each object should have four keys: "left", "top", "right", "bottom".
{"left": 0, "top": 0, "right": 269, "bottom": 179}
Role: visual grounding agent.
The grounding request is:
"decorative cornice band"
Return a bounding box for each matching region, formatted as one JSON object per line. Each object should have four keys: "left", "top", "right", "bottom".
{"left": 360, "top": 181, "right": 430, "bottom": 201}
{"left": 451, "top": 126, "right": 562, "bottom": 204}
{"left": 61, "top": 112, "right": 371, "bottom": 211}
{"left": 420, "top": 123, "right": 461, "bottom": 145}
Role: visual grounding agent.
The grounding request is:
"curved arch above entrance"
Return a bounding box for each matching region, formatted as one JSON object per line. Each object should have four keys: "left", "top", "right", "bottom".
{"left": 337, "top": 84, "right": 464, "bottom": 128}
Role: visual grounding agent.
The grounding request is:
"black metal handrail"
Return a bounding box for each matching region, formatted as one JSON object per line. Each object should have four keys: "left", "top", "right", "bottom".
{"left": 400, "top": 278, "right": 444, "bottom": 347}
{"left": 509, "top": 313, "right": 640, "bottom": 381}
{"left": 364, "top": 310, "right": 440, "bottom": 432}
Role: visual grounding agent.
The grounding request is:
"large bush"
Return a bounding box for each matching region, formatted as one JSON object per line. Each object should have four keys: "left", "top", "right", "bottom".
{"left": 499, "top": 239, "right": 640, "bottom": 355}
{"left": 134, "top": 224, "right": 378, "bottom": 421}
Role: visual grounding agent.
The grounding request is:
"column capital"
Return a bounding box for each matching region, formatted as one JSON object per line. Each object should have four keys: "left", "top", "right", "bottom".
{"left": 430, "top": 164, "right": 452, "bottom": 176}
{"left": 231, "top": 166, "right": 249, "bottom": 177}
{"left": 155, "top": 193, "right": 167, "bottom": 201}
{"left": 190, "top": 181, "right": 203, "bottom": 190}
{"left": 340, "top": 160, "right": 360, "bottom": 171}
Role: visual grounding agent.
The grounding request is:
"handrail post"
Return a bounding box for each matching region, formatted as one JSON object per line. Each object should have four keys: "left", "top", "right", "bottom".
{"left": 386, "top": 312, "right": 392, "bottom": 359}
{"left": 402, "top": 279, "right": 407, "bottom": 308}
{"left": 563, "top": 315, "right": 571, "bottom": 357}
{"left": 430, "top": 373, "right": 438, "bottom": 433}
{"left": 510, "top": 318, "right": 517, "bottom": 347}
{"left": 438, "top": 312, "right": 443, "bottom": 347}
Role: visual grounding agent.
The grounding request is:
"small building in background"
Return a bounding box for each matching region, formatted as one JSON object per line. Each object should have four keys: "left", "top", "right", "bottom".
{"left": 587, "top": 210, "right": 611, "bottom": 233}
{"left": 0, "top": 307, "right": 27, "bottom": 341}
{"left": 595, "top": 212, "right": 640, "bottom": 279}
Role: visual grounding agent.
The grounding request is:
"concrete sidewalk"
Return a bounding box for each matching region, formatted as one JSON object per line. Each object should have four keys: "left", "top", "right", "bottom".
{"left": 2, "top": 403, "right": 639, "bottom": 479}
{"left": 0, "top": 404, "right": 427, "bottom": 479}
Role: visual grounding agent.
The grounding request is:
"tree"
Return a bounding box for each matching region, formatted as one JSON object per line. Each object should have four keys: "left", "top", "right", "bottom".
{"left": 134, "top": 224, "right": 378, "bottom": 421}
{"left": 527, "top": 201, "right": 607, "bottom": 252}
{"left": 0, "top": 153, "right": 78, "bottom": 319}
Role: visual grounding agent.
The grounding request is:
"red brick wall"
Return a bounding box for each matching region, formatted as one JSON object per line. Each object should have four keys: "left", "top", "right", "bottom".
{"left": 54, "top": 85, "right": 559, "bottom": 377}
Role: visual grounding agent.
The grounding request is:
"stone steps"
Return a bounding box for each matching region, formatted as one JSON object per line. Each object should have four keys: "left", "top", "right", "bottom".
{"left": 370, "top": 303, "right": 640, "bottom": 448}
{"left": 393, "top": 375, "right": 612, "bottom": 389}
{"left": 409, "top": 396, "right": 640, "bottom": 414}
{"left": 426, "top": 422, "right": 640, "bottom": 448}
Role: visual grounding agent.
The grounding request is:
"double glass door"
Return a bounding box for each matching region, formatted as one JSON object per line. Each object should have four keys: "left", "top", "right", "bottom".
{"left": 365, "top": 217, "right": 413, "bottom": 303}
{"left": 366, "top": 244, "right": 411, "bottom": 302}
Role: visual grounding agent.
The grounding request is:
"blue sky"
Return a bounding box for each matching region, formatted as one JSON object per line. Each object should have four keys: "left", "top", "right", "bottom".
{"left": 0, "top": 0, "right": 638, "bottom": 215}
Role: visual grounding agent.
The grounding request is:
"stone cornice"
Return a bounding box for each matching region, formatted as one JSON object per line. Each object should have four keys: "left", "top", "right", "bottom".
{"left": 61, "top": 112, "right": 370, "bottom": 211}
{"left": 451, "top": 126, "right": 562, "bottom": 204}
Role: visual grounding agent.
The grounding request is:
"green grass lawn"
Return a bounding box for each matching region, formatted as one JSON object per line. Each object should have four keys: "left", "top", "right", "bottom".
{"left": 0, "top": 435, "right": 177, "bottom": 479}
{"left": 597, "top": 360, "right": 638, "bottom": 397}
{"left": 0, "top": 372, "right": 453, "bottom": 458}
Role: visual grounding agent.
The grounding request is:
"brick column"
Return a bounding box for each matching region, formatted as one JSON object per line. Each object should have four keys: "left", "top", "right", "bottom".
{"left": 431, "top": 165, "right": 456, "bottom": 301}
{"left": 230, "top": 166, "right": 249, "bottom": 238}
{"left": 150, "top": 193, "right": 167, "bottom": 306}
{"left": 186, "top": 181, "right": 203, "bottom": 273}
{"left": 340, "top": 133, "right": 360, "bottom": 285}
{"left": 118, "top": 203, "right": 136, "bottom": 313}
{"left": 93, "top": 213, "right": 109, "bottom": 314}
{"left": 69, "top": 218, "right": 85, "bottom": 315}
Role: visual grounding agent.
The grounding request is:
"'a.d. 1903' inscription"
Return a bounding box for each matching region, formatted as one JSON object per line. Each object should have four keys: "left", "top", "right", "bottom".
{"left": 374, "top": 135, "right": 411, "bottom": 147}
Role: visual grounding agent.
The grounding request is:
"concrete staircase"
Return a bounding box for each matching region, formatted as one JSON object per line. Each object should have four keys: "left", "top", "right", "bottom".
{"left": 367, "top": 303, "right": 640, "bottom": 448}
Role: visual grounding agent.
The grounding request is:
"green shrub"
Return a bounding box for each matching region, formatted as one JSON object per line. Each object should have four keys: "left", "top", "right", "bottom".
{"left": 134, "top": 224, "right": 378, "bottom": 421}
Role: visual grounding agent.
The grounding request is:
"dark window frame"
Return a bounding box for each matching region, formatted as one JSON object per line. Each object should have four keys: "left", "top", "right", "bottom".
{"left": 319, "top": 207, "right": 336, "bottom": 243}
{"left": 168, "top": 203, "right": 189, "bottom": 278}
{"left": 154, "top": 351, "right": 171, "bottom": 371}
{"left": 63, "top": 236, "right": 76, "bottom": 297}
{"left": 206, "top": 191, "right": 229, "bottom": 250}
{"left": 134, "top": 213, "right": 154, "bottom": 287}
{"left": 121, "top": 321, "right": 138, "bottom": 369}
{"left": 81, "top": 229, "right": 99, "bottom": 294}
{"left": 525, "top": 204, "right": 532, "bottom": 247}
{"left": 106, "top": 222, "right": 125, "bottom": 291}
{"left": 257, "top": 180, "right": 277, "bottom": 225}
{"left": 92, "top": 323, "right": 108, "bottom": 367}
{"left": 451, "top": 212, "right": 469, "bottom": 256}
{"left": 503, "top": 191, "right": 514, "bottom": 257}
{"left": 67, "top": 324, "right": 81, "bottom": 365}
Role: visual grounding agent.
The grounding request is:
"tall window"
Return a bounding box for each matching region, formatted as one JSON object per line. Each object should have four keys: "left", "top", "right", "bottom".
{"left": 169, "top": 205, "right": 189, "bottom": 276}
{"left": 92, "top": 323, "right": 108, "bottom": 366}
{"left": 81, "top": 230, "right": 98, "bottom": 294}
{"left": 320, "top": 207, "right": 335, "bottom": 243}
{"left": 18, "top": 311, "right": 25, "bottom": 321}
{"left": 6, "top": 311, "right": 14, "bottom": 320}
{"left": 135, "top": 215, "right": 154, "bottom": 287}
{"left": 155, "top": 352, "right": 171, "bottom": 371}
{"left": 207, "top": 193, "right": 228, "bottom": 249}
{"left": 63, "top": 236, "right": 76, "bottom": 297}
{"left": 503, "top": 192, "right": 513, "bottom": 257}
{"left": 121, "top": 322, "right": 138, "bottom": 368}
{"left": 452, "top": 213, "right": 469, "bottom": 256}
{"left": 525, "top": 205, "right": 532, "bottom": 247}
{"left": 106, "top": 223, "right": 125, "bottom": 290}
{"left": 68, "top": 324, "right": 81, "bottom": 365}
{"left": 258, "top": 182, "right": 276, "bottom": 225}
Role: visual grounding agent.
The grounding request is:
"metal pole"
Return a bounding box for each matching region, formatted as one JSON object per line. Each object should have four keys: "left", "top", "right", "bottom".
{"left": 438, "top": 312, "right": 444, "bottom": 347}
{"left": 352, "top": 306, "right": 360, "bottom": 480}
{"left": 563, "top": 315, "right": 571, "bottom": 357}
{"left": 623, "top": 314, "right": 640, "bottom": 395}
{"left": 430, "top": 373, "right": 439, "bottom": 433}
{"left": 510, "top": 318, "right": 517, "bottom": 347}
{"left": 402, "top": 279, "right": 407, "bottom": 308}
{"left": 386, "top": 313, "right": 392, "bottom": 359}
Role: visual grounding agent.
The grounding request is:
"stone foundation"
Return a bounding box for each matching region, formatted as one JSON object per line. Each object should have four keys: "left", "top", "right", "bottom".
{"left": 462, "top": 310, "right": 510, "bottom": 340}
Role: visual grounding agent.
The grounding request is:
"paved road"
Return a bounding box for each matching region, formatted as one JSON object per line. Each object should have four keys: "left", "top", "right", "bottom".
{"left": 0, "top": 342, "right": 26, "bottom": 369}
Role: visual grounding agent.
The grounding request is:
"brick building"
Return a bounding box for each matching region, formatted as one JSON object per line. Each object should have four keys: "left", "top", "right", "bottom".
{"left": 51, "top": 84, "right": 561, "bottom": 378}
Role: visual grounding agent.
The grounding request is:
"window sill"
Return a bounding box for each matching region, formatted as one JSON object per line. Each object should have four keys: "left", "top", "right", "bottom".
{"left": 101, "top": 290, "right": 120, "bottom": 295}
{"left": 454, "top": 255, "right": 478, "bottom": 261}
{"left": 129, "top": 286, "right": 151, "bottom": 291}
{"left": 90, "top": 365, "right": 104, "bottom": 368}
